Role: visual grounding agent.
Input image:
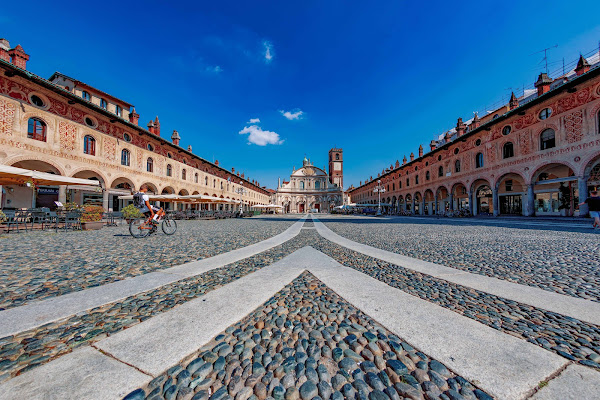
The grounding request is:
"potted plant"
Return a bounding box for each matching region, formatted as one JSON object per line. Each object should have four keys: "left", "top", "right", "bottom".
{"left": 0, "top": 210, "right": 6, "bottom": 224}
{"left": 558, "top": 183, "right": 572, "bottom": 217}
{"left": 81, "top": 205, "right": 104, "bottom": 230}
{"left": 121, "top": 204, "right": 142, "bottom": 223}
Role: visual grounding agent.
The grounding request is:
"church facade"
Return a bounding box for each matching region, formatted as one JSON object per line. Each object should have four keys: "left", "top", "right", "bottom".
{"left": 274, "top": 150, "right": 344, "bottom": 213}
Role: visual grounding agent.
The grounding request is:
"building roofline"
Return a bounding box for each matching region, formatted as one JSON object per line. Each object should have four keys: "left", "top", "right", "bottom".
{"left": 48, "top": 71, "right": 134, "bottom": 108}
{"left": 0, "top": 60, "right": 268, "bottom": 195}
{"left": 348, "top": 64, "right": 600, "bottom": 193}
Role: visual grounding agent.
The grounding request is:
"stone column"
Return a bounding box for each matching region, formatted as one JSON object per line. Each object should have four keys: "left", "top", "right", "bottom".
{"left": 492, "top": 187, "right": 499, "bottom": 217}
{"left": 449, "top": 193, "right": 454, "bottom": 210}
{"left": 420, "top": 199, "right": 425, "bottom": 215}
{"left": 411, "top": 198, "right": 415, "bottom": 213}
{"left": 468, "top": 190, "right": 475, "bottom": 215}
{"left": 434, "top": 198, "right": 438, "bottom": 215}
{"left": 58, "top": 185, "right": 67, "bottom": 205}
{"left": 525, "top": 184, "right": 535, "bottom": 217}
{"left": 102, "top": 190, "right": 109, "bottom": 211}
{"left": 578, "top": 177, "right": 589, "bottom": 216}
{"left": 0, "top": 185, "right": 3, "bottom": 208}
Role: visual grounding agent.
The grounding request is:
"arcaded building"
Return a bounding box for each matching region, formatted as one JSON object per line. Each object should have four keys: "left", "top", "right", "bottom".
{"left": 348, "top": 53, "right": 600, "bottom": 217}
{"left": 0, "top": 38, "right": 270, "bottom": 211}
{"left": 273, "top": 149, "right": 344, "bottom": 213}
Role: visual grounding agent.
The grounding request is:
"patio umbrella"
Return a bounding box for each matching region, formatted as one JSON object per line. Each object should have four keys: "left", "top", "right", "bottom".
{"left": 0, "top": 165, "right": 102, "bottom": 187}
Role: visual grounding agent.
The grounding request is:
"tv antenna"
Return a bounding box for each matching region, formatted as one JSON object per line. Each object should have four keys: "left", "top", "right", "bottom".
{"left": 530, "top": 44, "right": 558, "bottom": 73}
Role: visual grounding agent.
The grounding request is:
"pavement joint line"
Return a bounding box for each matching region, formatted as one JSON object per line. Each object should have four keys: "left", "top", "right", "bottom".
{"left": 0, "top": 216, "right": 307, "bottom": 338}
{"left": 311, "top": 215, "right": 600, "bottom": 326}
{"left": 1, "top": 245, "right": 575, "bottom": 400}
{"left": 91, "top": 343, "right": 154, "bottom": 378}
{"left": 523, "top": 361, "right": 572, "bottom": 399}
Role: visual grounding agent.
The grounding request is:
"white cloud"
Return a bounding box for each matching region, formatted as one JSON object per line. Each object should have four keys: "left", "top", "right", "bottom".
{"left": 239, "top": 125, "right": 283, "bottom": 146}
{"left": 279, "top": 109, "right": 304, "bottom": 120}
{"left": 206, "top": 65, "right": 222, "bottom": 74}
{"left": 263, "top": 40, "right": 274, "bottom": 63}
{"left": 248, "top": 118, "right": 260, "bottom": 124}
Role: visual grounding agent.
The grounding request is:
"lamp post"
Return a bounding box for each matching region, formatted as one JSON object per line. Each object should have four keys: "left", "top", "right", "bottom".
{"left": 235, "top": 181, "right": 247, "bottom": 216}
{"left": 373, "top": 179, "right": 385, "bottom": 216}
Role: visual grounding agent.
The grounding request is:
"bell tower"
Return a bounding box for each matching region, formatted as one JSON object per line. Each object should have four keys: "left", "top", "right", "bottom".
{"left": 328, "top": 148, "right": 343, "bottom": 189}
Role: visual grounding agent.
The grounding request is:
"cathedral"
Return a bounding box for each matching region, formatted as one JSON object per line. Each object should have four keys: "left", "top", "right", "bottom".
{"left": 273, "top": 149, "right": 344, "bottom": 213}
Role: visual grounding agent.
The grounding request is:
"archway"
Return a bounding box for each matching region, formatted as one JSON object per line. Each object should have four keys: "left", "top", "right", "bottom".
{"left": 161, "top": 186, "right": 176, "bottom": 210}
{"left": 532, "top": 163, "right": 576, "bottom": 216}
{"left": 424, "top": 189, "right": 434, "bottom": 215}
{"left": 436, "top": 186, "right": 449, "bottom": 214}
{"left": 471, "top": 179, "right": 492, "bottom": 215}
{"left": 451, "top": 182, "right": 469, "bottom": 211}
{"left": 405, "top": 194, "right": 412, "bottom": 212}
{"left": 110, "top": 177, "right": 135, "bottom": 211}
{"left": 71, "top": 170, "right": 106, "bottom": 208}
{"left": 496, "top": 173, "right": 526, "bottom": 215}
{"left": 6, "top": 160, "right": 62, "bottom": 209}
{"left": 414, "top": 192, "right": 422, "bottom": 215}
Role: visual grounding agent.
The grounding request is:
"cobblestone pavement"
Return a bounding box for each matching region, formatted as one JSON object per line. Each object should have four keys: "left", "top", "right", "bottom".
{"left": 0, "top": 217, "right": 296, "bottom": 310}
{"left": 123, "top": 272, "right": 492, "bottom": 400}
{"left": 0, "top": 230, "right": 313, "bottom": 383}
{"left": 306, "top": 230, "right": 600, "bottom": 370}
{"left": 319, "top": 216, "right": 600, "bottom": 302}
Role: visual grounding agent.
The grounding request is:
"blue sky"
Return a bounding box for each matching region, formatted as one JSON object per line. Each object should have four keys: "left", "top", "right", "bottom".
{"left": 2, "top": 1, "right": 600, "bottom": 188}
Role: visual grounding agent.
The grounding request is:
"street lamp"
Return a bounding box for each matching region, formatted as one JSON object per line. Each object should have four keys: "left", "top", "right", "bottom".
{"left": 373, "top": 179, "right": 385, "bottom": 216}
{"left": 235, "top": 181, "right": 247, "bottom": 216}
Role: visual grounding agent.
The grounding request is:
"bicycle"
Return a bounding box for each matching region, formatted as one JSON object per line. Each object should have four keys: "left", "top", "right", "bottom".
{"left": 129, "top": 208, "right": 177, "bottom": 238}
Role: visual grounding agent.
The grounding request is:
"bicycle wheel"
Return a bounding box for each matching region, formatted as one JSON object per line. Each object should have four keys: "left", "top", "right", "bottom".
{"left": 129, "top": 219, "right": 151, "bottom": 238}
{"left": 161, "top": 218, "right": 177, "bottom": 235}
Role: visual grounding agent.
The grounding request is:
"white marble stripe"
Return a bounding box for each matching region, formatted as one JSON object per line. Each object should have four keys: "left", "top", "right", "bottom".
{"left": 312, "top": 216, "right": 600, "bottom": 326}
{"left": 0, "top": 216, "right": 306, "bottom": 338}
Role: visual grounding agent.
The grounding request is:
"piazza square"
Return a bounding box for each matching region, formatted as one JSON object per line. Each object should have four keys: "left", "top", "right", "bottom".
{"left": 1, "top": 2, "right": 600, "bottom": 400}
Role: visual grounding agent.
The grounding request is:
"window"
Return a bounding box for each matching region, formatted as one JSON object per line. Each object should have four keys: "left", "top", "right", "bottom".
{"left": 84, "top": 116, "right": 96, "bottom": 127}
{"left": 505, "top": 179, "right": 513, "bottom": 192}
{"left": 315, "top": 181, "right": 320, "bottom": 189}
{"left": 27, "top": 118, "right": 46, "bottom": 141}
{"left": 392, "top": 183, "right": 395, "bottom": 191}
{"left": 406, "top": 178, "right": 409, "bottom": 187}
{"left": 475, "top": 152, "right": 484, "bottom": 168}
{"left": 182, "top": 169, "right": 186, "bottom": 180}
{"left": 597, "top": 110, "right": 600, "bottom": 133}
{"left": 425, "top": 171, "right": 430, "bottom": 181}
{"left": 221, "top": 182, "right": 224, "bottom": 190}
{"left": 437, "top": 155, "right": 442, "bottom": 161}
{"left": 415, "top": 175, "right": 419, "bottom": 185}
{"left": 300, "top": 181, "right": 305, "bottom": 189}
{"left": 83, "top": 135, "right": 96, "bottom": 155}
{"left": 100, "top": 99, "right": 107, "bottom": 109}
{"left": 213, "top": 179, "right": 216, "bottom": 188}
{"left": 147, "top": 144, "right": 154, "bottom": 151}
{"left": 425, "top": 161, "right": 429, "bottom": 166}
{"left": 195, "top": 173, "right": 198, "bottom": 183}
{"left": 167, "top": 152, "right": 172, "bottom": 159}
{"left": 454, "top": 148, "right": 459, "bottom": 155}
{"left": 493, "top": 114, "right": 499, "bottom": 119}
{"left": 123, "top": 133, "right": 131, "bottom": 142}
{"left": 438, "top": 166, "right": 444, "bottom": 177}
{"left": 475, "top": 139, "right": 482, "bottom": 146}
{"left": 540, "top": 129, "right": 556, "bottom": 150}
{"left": 502, "top": 126, "right": 512, "bottom": 136}
{"left": 398, "top": 181, "right": 402, "bottom": 189}
{"left": 82, "top": 91, "right": 90, "bottom": 101}
{"left": 115, "top": 105, "right": 122, "bottom": 117}
{"left": 455, "top": 160, "right": 461, "bottom": 173}
{"left": 30, "top": 95, "right": 45, "bottom": 108}
{"left": 539, "top": 108, "right": 552, "bottom": 120}
{"left": 121, "top": 149, "right": 130, "bottom": 166}
{"left": 335, "top": 154, "right": 339, "bottom": 160}
{"left": 503, "top": 142, "right": 514, "bottom": 159}
{"left": 166, "top": 164, "right": 172, "bottom": 177}
{"left": 147, "top": 157, "right": 154, "bottom": 172}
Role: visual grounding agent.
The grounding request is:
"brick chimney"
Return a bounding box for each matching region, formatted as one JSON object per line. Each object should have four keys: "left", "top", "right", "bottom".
{"left": 402, "top": 156, "right": 407, "bottom": 165}
{"left": 187, "top": 145, "right": 192, "bottom": 152}
{"left": 0, "top": 39, "right": 10, "bottom": 63}
{"left": 444, "top": 132, "right": 452, "bottom": 143}
{"left": 154, "top": 116, "right": 160, "bottom": 136}
{"left": 215, "top": 160, "right": 219, "bottom": 166}
{"left": 410, "top": 152, "right": 414, "bottom": 162}
{"left": 534, "top": 73, "right": 552, "bottom": 96}
{"left": 231, "top": 167, "right": 235, "bottom": 173}
{"left": 509, "top": 92, "right": 519, "bottom": 110}
{"left": 171, "top": 130, "right": 180, "bottom": 146}
{"left": 129, "top": 107, "right": 139, "bottom": 125}
{"left": 418, "top": 145, "right": 423, "bottom": 158}
{"left": 147, "top": 120, "right": 155, "bottom": 134}
{"left": 8, "top": 44, "right": 29, "bottom": 69}
{"left": 430, "top": 140, "right": 437, "bottom": 151}
{"left": 456, "top": 117, "right": 466, "bottom": 137}
{"left": 471, "top": 113, "right": 480, "bottom": 130}
{"left": 575, "top": 55, "right": 590, "bottom": 76}
{"left": 395, "top": 160, "right": 400, "bottom": 168}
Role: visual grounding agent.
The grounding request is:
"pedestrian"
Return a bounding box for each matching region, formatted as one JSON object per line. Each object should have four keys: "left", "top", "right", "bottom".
{"left": 580, "top": 190, "right": 600, "bottom": 229}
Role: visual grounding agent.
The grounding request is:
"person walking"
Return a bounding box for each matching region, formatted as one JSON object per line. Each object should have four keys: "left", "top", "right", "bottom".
{"left": 580, "top": 190, "right": 600, "bottom": 229}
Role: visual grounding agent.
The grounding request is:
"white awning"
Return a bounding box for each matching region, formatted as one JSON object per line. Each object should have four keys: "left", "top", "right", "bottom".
{"left": 0, "top": 165, "right": 101, "bottom": 187}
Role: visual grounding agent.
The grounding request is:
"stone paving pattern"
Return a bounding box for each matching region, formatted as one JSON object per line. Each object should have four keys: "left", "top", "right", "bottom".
{"left": 322, "top": 217, "right": 600, "bottom": 302}
{"left": 123, "top": 272, "right": 493, "bottom": 400}
{"left": 305, "top": 230, "right": 600, "bottom": 370}
{"left": 0, "top": 230, "right": 313, "bottom": 383}
{"left": 0, "top": 217, "right": 295, "bottom": 310}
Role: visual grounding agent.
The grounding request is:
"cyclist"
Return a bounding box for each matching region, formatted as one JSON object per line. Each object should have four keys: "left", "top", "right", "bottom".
{"left": 133, "top": 184, "right": 160, "bottom": 233}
